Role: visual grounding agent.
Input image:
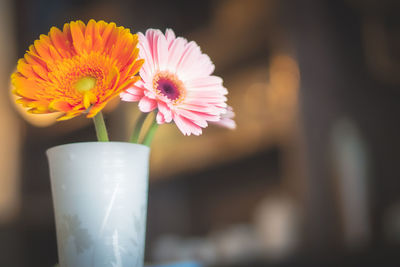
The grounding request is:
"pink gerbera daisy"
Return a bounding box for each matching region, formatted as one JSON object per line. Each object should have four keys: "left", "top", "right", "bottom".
{"left": 120, "top": 29, "right": 231, "bottom": 136}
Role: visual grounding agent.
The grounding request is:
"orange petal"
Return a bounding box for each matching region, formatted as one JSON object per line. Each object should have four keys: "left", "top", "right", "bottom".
{"left": 11, "top": 73, "right": 41, "bottom": 99}
{"left": 48, "top": 45, "right": 62, "bottom": 62}
{"left": 16, "top": 59, "right": 37, "bottom": 79}
{"left": 97, "top": 20, "right": 107, "bottom": 35}
{"left": 116, "top": 76, "right": 140, "bottom": 94}
{"left": 70, "top": 21, "right": 85, "bottom": 54}
{"left": 62, "top": 23, "right": 74, "bottom": 52}
{"left": 26, "top": 101, "right": 50, "bottom": 113}
{"left": 56, "top": 110, "right": 82, "bottom": 121}
{"left": 49, "top": 27, "right": 70, "bottom": 58}
{"left": 32, "top": 64, "right": 48, "bottom": 80}
{"left": 105, "top": 65, "right": 120, "bottom": 92}
{"left": 84, "top": 19, "right": 97, "bottom": 51}
{"left": 104, "top": 24, "right": 120, "bottom": 53}
{"left": 24, "top": 53, "right": 48, "bottom": 71}
{"left": 90, "top": 20, "right": 102, "bottom": 52}
{"left": 87, "top": 101, "right": 108, "bottom": 118}
{"left": 49, "top": 100, "right": 72, "bottom": 112}
{"left": 34, "top": 37, "right": 52, "bottom": 61}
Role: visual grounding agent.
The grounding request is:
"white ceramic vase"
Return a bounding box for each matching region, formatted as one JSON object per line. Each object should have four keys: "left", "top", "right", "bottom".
{"left": 47, "top": 142, "right": 150, "bottom": 267}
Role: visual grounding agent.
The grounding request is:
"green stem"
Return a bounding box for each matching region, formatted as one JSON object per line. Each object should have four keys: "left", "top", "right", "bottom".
{"left": 93, "top": 112, "right": 109, "bottom": 142}
{"left": 142, "top": 118, "right": 159, "bottom": 147}
{"left": 129, "top": 112, "right": 148, "bottom": 143}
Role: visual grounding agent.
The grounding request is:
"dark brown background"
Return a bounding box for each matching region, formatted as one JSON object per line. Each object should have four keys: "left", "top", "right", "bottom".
{"left": 0, "top": 0, "right": 399, "bottom": 266}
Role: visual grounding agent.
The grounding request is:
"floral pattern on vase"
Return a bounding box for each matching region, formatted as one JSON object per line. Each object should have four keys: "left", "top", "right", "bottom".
{"left": 58, "top": 214, "right": 93, "bottom": 254}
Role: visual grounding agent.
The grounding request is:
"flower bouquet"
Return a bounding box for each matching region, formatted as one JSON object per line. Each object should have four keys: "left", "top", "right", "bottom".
{"left": 11, "top": 20, "right": 235, "bottom": 267}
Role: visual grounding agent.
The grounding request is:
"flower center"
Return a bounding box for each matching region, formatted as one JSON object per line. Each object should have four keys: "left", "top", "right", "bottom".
{"left": 153, "top": 71, "right": 185, "bottom": 102}
{"left": 74, "top": 76, "right": 97, "bottom": 93}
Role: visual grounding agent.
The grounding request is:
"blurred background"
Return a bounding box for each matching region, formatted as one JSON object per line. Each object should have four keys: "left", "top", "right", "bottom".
{"left": 1, "top": 0, "right": 400, "bottom": 266}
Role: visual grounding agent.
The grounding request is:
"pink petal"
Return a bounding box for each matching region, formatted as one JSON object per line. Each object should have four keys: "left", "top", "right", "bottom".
{"left": 167, "top": 37, "right": 186, "bottom": 73}
{"left": 157, "top": 32, "right": 168, "bottom": 71}
{"left": 139, "top": 65, "right": 152, "bottom": 83}
{"left": 178, "top": 103, "right": 221, "bottom": 115}
{"left": 156, "top": 111, "right": 165, "bottom": 124}
{"left": 225, "top": 105, "right": 235, "bottom": 118}
{"left": 173, "top": 114, "right": 188, "bottom": 135}
{"left": 185, "top": 94, "right": 228, "bottom": 104}
{"left": 120, "top": 85, "right": 144, "bottom": 102}
{"left": 165, "top": 28, "right": 176, "bottom": 48}
{"left": 125, "top": 87, "right": 144, "bottom": 96}
{"left": 138, "top": 32, "right": 155, "bottom": 75}
{"left": 176, "top": 41, "right": 202, "bottom": 80}
{"left": 149, "top": 29, "right": 162, "bottom": 70}
{"left": 120, "top": 92, "right": 142, "bottom": 102}
{"left": 175, "top": 109, "right": 208, "bottom": 128}
{"left": 145, "top": 29, "right": 158, "bottom": 54}
{"left": 212, "top": 118, "right": 237, "bottom": 129}
{"left": 144, "top": 89, "right": 157, "bottom": 99}
{"left": 173, "top": 114, "right": 203, "bottom": 136}
{"left": 158, "top": 101, "right": 172, "bottom": 122}
{"left": 196, "top": 54, "right": 215, "bottom": 76}
{"left": 185, "top": 76, "right": 224, "bottom": 90}
{"left": 211, "top": 106, "right": 236, "bottom": 129}
{"left": 185, "top": 110, "right": 220, "bottom": 122}
{"left": 138, "top": 96, "right": 157, "bottom": 112}
{"left": 184, "top": 98, "right": 228, "bottom": 110}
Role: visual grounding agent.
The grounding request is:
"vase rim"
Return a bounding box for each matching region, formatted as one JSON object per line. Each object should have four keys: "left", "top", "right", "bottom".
{"left": 46, "top": 141, "right": 150, "bottom": 156}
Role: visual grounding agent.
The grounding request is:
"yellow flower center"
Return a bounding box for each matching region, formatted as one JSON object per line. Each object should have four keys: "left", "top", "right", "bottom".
{"left": 74, "top": 76, "right": 97, "bottom": 93}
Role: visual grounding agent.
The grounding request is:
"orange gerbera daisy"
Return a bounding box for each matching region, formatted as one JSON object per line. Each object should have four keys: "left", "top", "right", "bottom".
{"left": 11, "top": 20, "right": 143, "bottom": 120}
